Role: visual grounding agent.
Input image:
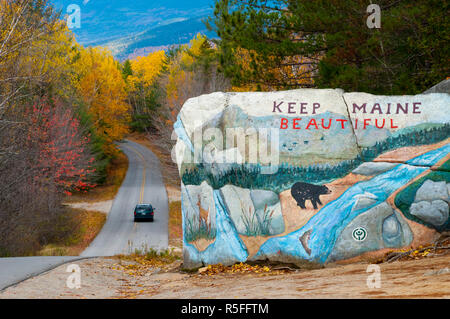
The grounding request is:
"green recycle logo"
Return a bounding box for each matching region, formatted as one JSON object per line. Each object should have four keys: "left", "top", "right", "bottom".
{"left": 352, "top": 227, "right": 367, "bottom": 242}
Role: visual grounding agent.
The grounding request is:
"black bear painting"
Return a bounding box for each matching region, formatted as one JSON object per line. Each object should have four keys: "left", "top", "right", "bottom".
{"left": 291, "top": 182, "right": 332, "bottom": 210}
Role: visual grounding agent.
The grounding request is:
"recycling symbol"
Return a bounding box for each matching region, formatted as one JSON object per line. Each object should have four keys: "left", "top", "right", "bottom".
{"left": 352, "top": 227, "right": 367, "bottom": 242}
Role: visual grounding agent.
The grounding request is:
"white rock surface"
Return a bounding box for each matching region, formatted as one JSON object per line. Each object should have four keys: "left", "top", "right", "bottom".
{"left": 344, "top": 92, "right": 450, "bottom": 134}
{"left": 179, "top": 92, "right": 229, "bottom": 138}
{"left": 352, "top": 162, "right": 398, "bottom": 176}
{"left": 410, "top": 200, "right": 449, "bottom": 226}
{"left": 220, "top": 185, "right": 254, "bottom": 235}
{"left": 220, "top": 185, "right": 284, "bottom": 236}
{"left": 182, "top": 181, "right": 216, "bottom": 228}
{"left": 352, "top": 192, "right": 378, "bottom": 212}
{"left": 414, "top": 180, "right": 449, "bottom": 203}
{"left": 227, "top": 89, "right": 347, "bottom": 117}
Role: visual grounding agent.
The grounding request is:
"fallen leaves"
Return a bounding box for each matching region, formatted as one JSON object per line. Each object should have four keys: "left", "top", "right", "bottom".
{"left": 384, "top": 235, "right": 450, "bottom": 263}
{"left": 111, "top": 250, "right": 181, "bottom": 277}
{"left": 197, "top": 262, "right": 294, "bottom": 276}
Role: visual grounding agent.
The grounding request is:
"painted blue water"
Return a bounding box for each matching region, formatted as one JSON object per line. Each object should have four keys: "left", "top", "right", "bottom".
{"left": 406, "top": 143, "right": 450, "bottom": 166}
{"left": 183, "top": 189, "right": 249, "bottom": 265}
{"left": 255, "top": 143, "right": 449, "bottom": 263}
{"left": 174, "top": 116, "right": 194, "bottom": 152}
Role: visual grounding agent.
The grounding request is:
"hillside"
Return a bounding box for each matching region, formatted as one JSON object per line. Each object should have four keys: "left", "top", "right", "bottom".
{"left": 51, "top": 0, "right": 215, "bottom": 60}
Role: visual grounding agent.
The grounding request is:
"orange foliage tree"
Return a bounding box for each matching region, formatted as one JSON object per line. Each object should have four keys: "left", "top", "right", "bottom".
{"left": 26, "top": 98, "right": 96, "bottom": 195}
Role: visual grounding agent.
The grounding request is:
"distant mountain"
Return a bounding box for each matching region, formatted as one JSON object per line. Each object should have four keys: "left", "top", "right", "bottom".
{"left": 50, "top": 0, "right": 215, "bottom": 60}
{"left": 107, "top": 16, "right": 215, "bottom": 60}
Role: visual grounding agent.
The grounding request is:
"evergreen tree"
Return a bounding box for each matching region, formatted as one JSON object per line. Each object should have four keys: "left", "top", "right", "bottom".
{"left": 207, "top": 0, "right": 449, "bottom": 94}
{"left": 122, "top": 59, "right": 133, "bottom": 81}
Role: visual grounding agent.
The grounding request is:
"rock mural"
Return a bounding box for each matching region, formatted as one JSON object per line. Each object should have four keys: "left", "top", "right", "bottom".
{"left": 174, "top": 86, "right": 450, "bottom": 268}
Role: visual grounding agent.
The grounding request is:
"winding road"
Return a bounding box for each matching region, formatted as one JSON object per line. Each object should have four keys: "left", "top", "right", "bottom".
{"left": 0, "top": 139, "right": 168, "bottom": 290}
{"left": 82, "top": 140, "right": 169, "bottom": 256}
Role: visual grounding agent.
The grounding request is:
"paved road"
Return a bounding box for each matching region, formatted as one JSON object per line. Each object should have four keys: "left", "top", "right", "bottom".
{"left": 0, "top": 140, "right": 168, "bottom": 291}
{"left": 0, "top": 257, "right": 84, "bottom": 291}
{"left": 82, "top": 139, "right": 169, "bottom": 256}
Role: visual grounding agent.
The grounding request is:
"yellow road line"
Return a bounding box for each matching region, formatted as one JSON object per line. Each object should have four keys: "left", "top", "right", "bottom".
{"left": 126, "top": 145, "right": 147, "bottom": 204}
{"left": 139, "top": 165, "right": 146, "bottom": 203}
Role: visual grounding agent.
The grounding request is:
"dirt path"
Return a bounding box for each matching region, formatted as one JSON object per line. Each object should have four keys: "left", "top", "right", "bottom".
{"left": 66, "top": 200, "right": 113, "bottom": 215}
{"left": 1, "top": 254, "right": 449, "bottom": 299}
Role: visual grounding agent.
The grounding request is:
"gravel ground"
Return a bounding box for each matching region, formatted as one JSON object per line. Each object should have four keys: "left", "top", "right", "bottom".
{"left": 1, "top": 254, "right": 449, "bottom": 299}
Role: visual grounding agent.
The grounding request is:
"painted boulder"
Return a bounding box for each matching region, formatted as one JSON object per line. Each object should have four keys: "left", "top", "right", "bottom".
{"left": 175, "top": 84, "right": 450, "bottom": 268}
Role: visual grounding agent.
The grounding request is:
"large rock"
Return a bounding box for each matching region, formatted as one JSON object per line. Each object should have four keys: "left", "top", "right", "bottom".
{"left": 220, "top": 185, "right": 284, "bottom": 236}
{"left": 410, "top": 200, "right": 449, "bottom": 226}
{"left": 352, "top": 162, "right": 398, "bottom": 176}
{"left": 423, "top": 79, "right": 450, "bottom": 94}
{"left": 250, "top": 190, "right": 284, "bottom": 235}
{"left": 175, "top": 88, "right": 450, "bottom": 268}
{"left": 352, "top": 192, "right": 378, "bottom": 212}
{"left": 327, "top": 202, "right": 413, "bottom": 262}
{"left": 220, "top": 185, "right": 254, "bottom": 235}
{"left": 414, "top": 180, "right": 449, "bottom": 203}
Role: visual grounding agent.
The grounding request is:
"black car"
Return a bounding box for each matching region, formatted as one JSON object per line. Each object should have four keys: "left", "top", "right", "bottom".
{"left": 134, "top": 204, "right": 154, "bottom": 222}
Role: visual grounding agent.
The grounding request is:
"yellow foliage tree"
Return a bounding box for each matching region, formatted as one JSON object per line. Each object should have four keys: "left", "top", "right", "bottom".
{"left": 127, "top": 51, "right": 166, "bottom": 89}
{"left": 125, "top": 51, "right": 166, "bottom": 132}
{"left": 31, "top": 21, "right": 79, "bottom": 98}
{"left": 76, "top": 47, "right": 131, "bottom": 155}
{"left": 164, "top": 34, "right": 216, "bottom": 121}
{"left": 164, "top": 49, "right": 189, "bottom": 120}
{"left": 0, "top": 1, "right": 79, "bottom": 112}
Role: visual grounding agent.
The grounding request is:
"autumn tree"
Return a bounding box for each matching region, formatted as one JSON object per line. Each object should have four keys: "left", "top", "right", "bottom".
{"left": 205, "top": 0, "right": 317, "bottom": 90}
{"left": 0, "top": 97, "right": 95, "bottom": 255}
{"left": 124, "top": 51, "right": 166, "bottom": 132}
{"left": 157, "top": 34, "right": 230, "bottom": 138}
{"left": 26, "top": 98, "right": 96, "bottom": 195}
{"left": 122, "top": 34, "right": 230, "bottom": 184}
{"left": 0, "top": 0, "right": 62, "bottom": 118}
{"left": 0, "top": 0, "right": 119, "bottom": 255}
{"left": 145, "top": 33, "right": 230, "bottom": 186}
{"left": 76, "top": 47, "right": 131, "bottom": 156}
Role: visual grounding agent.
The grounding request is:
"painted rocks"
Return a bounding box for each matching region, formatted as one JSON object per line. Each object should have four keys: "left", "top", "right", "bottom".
{"left": 175, "top": 84, "right": 450, "bottom": 268}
